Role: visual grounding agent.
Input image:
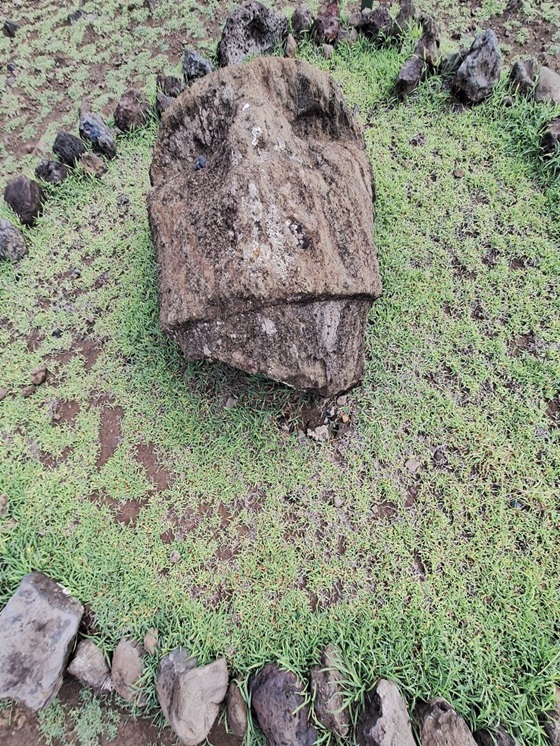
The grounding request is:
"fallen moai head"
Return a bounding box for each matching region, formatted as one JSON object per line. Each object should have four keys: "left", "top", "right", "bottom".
{"left": 148, "top": 57, "right": 381, "bottom": 397}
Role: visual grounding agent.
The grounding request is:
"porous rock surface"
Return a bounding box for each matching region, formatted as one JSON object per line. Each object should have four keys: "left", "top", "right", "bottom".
{"left": 0, "top": 572, "right": 83, "bottom": 710}
{"left": 35, "top": 157, "right": 69, "bottom": 184}
{"left": 310, "top": 644, "right": 350, "bottom": 737}
{"left": 148, "top": 57, "right": 381, "bottom": 396}
{"left": 251, "top": 663, "right": 316, "bottom": 746}
{"left": 418, "top": 697, "right": 478, "bottom": 746}
{"left": 454, "top": 30, "right": 501, "bottom": 103}
{"left": 114, "top": 88, "right": 150, "bottom": 131}
{"left": 542, "top": 117, "right": 560, "bottom": 155}
{"left": 0, "top": 218, "right": 27, "bottom": 261}
{"left": 217, "top": 1, "right": 289, "bottom": 67}
{"left": 356, "top": 679, "right": 416, "bottom": 746}
{"left": 156, "top": 648, "right": 228, "bottom": 746}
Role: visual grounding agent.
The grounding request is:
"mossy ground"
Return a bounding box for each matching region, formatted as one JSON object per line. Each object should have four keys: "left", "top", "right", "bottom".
{"left": 1, "top": 4, "right": 560, "bottom": 746}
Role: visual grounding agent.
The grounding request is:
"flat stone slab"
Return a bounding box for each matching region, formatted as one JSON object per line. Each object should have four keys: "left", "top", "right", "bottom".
{"left": 0, "top": 572, "right": 83, "bottom": 710}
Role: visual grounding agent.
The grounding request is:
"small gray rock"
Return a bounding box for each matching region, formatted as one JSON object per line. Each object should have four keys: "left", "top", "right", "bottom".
{"left": 285, "top": 33, "right": 297, "bottom": 58}
{"left": 251, "top": 663, "right": 316, "bottom": 746}
{"left": 356, "top": 679, "right": 415, "bottom": 746}
{"left": 156, "top": 73, "right": 184, "bottom": 98}
{"left": 217, "top": 1, "right": 289, "bottom": 67}
{"left": 113, "top": 88, "right": 150, "bottom": 131}
{"left": 473, "top": 726, "right": 516, "bottom": 746}
{"left": 53, "top": 131, "right": 86, "bottom": 166}
{"left": 310, "top": 645, "right": 350, "bottom": 738}
{"left": 0, "top": 572, "right": 83, "bottom": 710}
{"left": 155, "top": 91, "right": 174, "bottom": 118}
{"left": 454, "top": 30, "right": 501, "bottom": 103}
{"left": 111, "top": 638, "right": 146, "bottom": 705}
{"left": 0, "top": 218, "right": 27, "bottom": 261}
{"left": 4, "top": 175, "right": 45, "bottom": 227}
{"left": 182, "top": 49, "right": 213, "bottom": 85}
{"left": 418, "top": 698, "right": 478, "bottom": 746}
{"left": 509, "top": 57, "right": 538, "bottom": 96}
{"left": 79, "top": 103, "right": 116, "bottom": 159}
{"left": 534, "top": 66, "right": 560, "bottom": 105}
{"left": 80, "top": 152, "right": 107, "bottom": 179}
{"left": 156, "top": 649, "right": 228, "bottom": 746}
{"left": 35, "top": 158, "right": 69, "bottom": 185}
{"left": 3, "top": 19, "right": 19, "bottom": 38}
{"left": 396, "top": 56, "right": 426, "bottom": 99}
{"left": 67, "top": 640, "right": 111, "bottom": 692}
{"left": 291, "top": 5, "right": 314, "bottom": 38}
{"left": 227, "top": 679, "right": 247, "bottom": 738}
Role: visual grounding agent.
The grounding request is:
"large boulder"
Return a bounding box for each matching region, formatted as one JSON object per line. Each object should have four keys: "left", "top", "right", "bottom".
{"left": 148, "top": 57, "right": 381, "bottom": 397}
{"left": 0, "top": 572, "right": 83, "bottom": 710}
{"left": 454, "top": 30, "right": 501, "bottom": 103}
{"left": 251, "top": 663, "right": 316, "bottom": 746}
{"left": 356, "top": 679, "right": 416, "bottom": 746}
{"left": 217, "top": 1, "right": 289, "bottom": 67}
{"left": 156, "top": 648, "right": 228, "bottom": 746}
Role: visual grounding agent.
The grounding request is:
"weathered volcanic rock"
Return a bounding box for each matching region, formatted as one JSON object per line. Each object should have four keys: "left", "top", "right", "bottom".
{"left": 291, "top": 5, "right": 314, "bottom": 38}
{"left": 79, "top": 103, "right": 116, "bottom": 158}
{"left": 509, "top": 57, "right": 539, "bottom": 96}
{"left": 359, "top": 5, "right": 396, "bottom": 43}
{"left": 217, "top": 1, "right": 288, "bottom": 67}
{"left": 312, "top": 2, "right": 340, "bottom": 45}
{"left": 53, "top": 131, "right": 86, "bottom": 166}
{"left": 0, "top": 572, "right": 83, "bottom": 710}
{"left": 395, "top": 15, "right": 440, "bottom": 98}
{"left": 454, "top": 30, "right": 501, "bottom": 103}
{"left": 155, "top": 91, "right": 174, "bottom": 118}
{"left": 396, "top": 0, "right": 417, "bottom": 33}
{"left": 0, "top": 218, "right": 27, "bottom": 261}
{"left": 534, "top": 66, "right": 560, "bottom": 105}
{"left": 35, "top": 157, "right": 69, "bottom": 184}
{"left": 543, "top": 688, "right": 560, "bottom": 746}
{"left": 67, "top": 639, "right": 111, "bottom": 692}
{"left": 310, "top": 645, "right": 350, "bottom": 738}
{"left": 541, "top": 117, "right": 560, "bottom": 155}
{"left": 251, "top": 663, "right": 316, "bottom": 746}
{"left": 80, "top": 152, "right": 107, "bottom": 178}
{"left": 3, "top": 19, "right": 19, "bottom": 38}
{"left": 182, "top": 49, "right": 213, "bottom": 84}
{"left": 418, "top": 698, "right": 478, "bottom": 746}
{"left": 227, "top": 680, "right": 248, "bottom": 738}
{"left": 156, "top": 73, "right": 185, "bottom": 98}
{"left": 114, "top": 88, "right": 150, "bottom": 131}
{"left": 356, "top": 679, "right": 415, "bottom": 746}
{"left": 148, "top": 57, "right": 380, "bottom": 396}
{"left": 156, "top": 648, "right": 228, "bottom": 746}
{"left": 473, "top": 726, "right": 516, "bottom": 746}
{"left": 4, "top": 175, "right": 45, "bottom": 226}
{"left": 111, "top": 638, "right": 146, "bottom": 705}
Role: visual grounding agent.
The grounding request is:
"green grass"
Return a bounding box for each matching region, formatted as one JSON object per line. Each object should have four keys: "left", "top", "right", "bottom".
{"left": 1, "top": 26, "right": 560, "bottom": 746}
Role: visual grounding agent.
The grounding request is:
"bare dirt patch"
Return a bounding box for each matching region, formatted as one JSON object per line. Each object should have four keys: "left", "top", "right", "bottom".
{"left": 96, "top": 405, "right": 124, "bottom": 467}
{"left": 135, "top": 442, "right": 172, "bottom": 491}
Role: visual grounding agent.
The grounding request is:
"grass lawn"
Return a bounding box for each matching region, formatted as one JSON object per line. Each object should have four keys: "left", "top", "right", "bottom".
{"left": 1, "top": 29, "right": 560, "bottom": 746}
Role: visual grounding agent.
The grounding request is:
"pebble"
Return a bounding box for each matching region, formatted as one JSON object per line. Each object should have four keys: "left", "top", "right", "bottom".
{"left": 80, "top": 152, "right": 107, "bottom": 179}
{"left": 143, "top": 627, "right": 159, "bottom": 656}
{"left": 30, "top": 365, "right": 47, "bottom": 386}
{"left": 169, "top": 550, "right": 181, "bottom": 563}
{"left": 3, "top": 19, "right": 19, "bottom": 38}
{"left": 20, "top": 385, "right": 36, "bottom": 397}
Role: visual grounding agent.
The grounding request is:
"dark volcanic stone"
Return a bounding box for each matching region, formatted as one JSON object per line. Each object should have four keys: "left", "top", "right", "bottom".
{"left": 4, "top": 175, "right": 45, "bottom": 226}
{"left": 474, "top": 726, "right": 516, "bottom": 746}
{"left": 454, "top": 29, "right": 501, "bottom": 103}
{"left": 0, "top": 572, "right": 83, "bottom": 710}
{"left": 35, "top": 157, "right": 69, "bottom": 184}
{"left": 147, "top": 57, "right": 381, "bottom": 397}
{"left": 79, "top": 103, "right": 116, "bottom": 158}
{"left": 3, "top": 19, "right": 19, "bottom": 38}
{"left": 312, "top": 2, "right": 340, "bottom": 45}
{"left": 156, "top": 73, "right": 184, "bottom": 98}
{"left": 509, "top": 57, "right": 538, "bottom": 96}
{"left": 251, "top": 664, "right": 316, "bottom": 746}
{"left": 53, "top": 131, "right": 86, "bottom": 166}
{"left": 396, "top": 0, "right": 417, "bottom": 33}
{"left": 291, "top": 5, "right": 314, "bottom": 38}
{"left": 0, "top": 218, "right": 27, "bottom": 261}
{"left": 80, "top": 152, "right": 107, "bottom": 178}
{"left": 155, "top": 91, "right": 174, "bottom": 118}
{"left": 217, "top": 1, "right": 289, "bottom": 67}
{"left": 114, "top": 88, "right": 150, "bottom": 130}
{"left": 356, "top": 679, "right": 415, "bottom": 746}
{"left": 182, "top": 49, "right": 213, "bottom": 84}
{"left": 227, "top": 680, "right": 247, "bottom": 738}
{"left": 541, "top": 117, "right": 560, "bottom": 155}
{"left": 359, "top": 5, "right": 396, "bottom": 43}
{"left": 396, "top": 56, "right": 426, "bottom": 99}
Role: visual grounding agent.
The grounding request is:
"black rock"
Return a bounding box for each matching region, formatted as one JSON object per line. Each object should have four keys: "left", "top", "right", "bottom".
{"left": 217, "top": 1, "right": 289, "bottom": 67}
{"left": 454, "top": 29, "right": 502, "bottom": 103}
{"left": 53, "top": 131, "right": 86, "bottom": 166}
{"left": 474, "top": 726, "right": 516, "bottom": 746}
{"left": 156, "top": 73, "right": 184, "bottom": 98}
{"left": 440, "top": 50, "right": 468, "bottom": 78}
{"left": 395, "top": 0, "right": 417, "bottom": 34}
{"left": 251, "top": 664, "right": 316, "bottom": 746}
{"left": 358, "top": 5, "right": 396, "bottom": 43}
{"left": 155, "top": 91, "right": 174, "bottom": 118}
{"left": 312, "top": 2, "right": 340, "bottom": 45}
{"left": 113, "top": 88, "right": 150, "bottom": 131}
{"left": 35, "top": 158, "right": 69, "bottom": 184}
{"left": 66, "top": 9, "right": 85, "bottom": 25}
{"left": 0, "top": 218, "right": 27, "bottom": 261}
{"left": 79, "top": 103, "right": 116, "bottom": 158}
{"left": 3, "top": 19, "right": 19, "bottom": 38}
{"left": 509, "top": 57, "right": 538, "bottom": 96}
{"left": 541, "top": 117, "right": 560, "bottom": 156}
{"left": 396, "top": 56, "right": 426, "bottom": 99}
{"left": 182, "top": 49, "right": 213, "bottom": 84}
{"left": 291, "top": 5, "right": 314, "bottom": 38}
{"left": 4, "top": 175, "right": 45, "bottom": 227}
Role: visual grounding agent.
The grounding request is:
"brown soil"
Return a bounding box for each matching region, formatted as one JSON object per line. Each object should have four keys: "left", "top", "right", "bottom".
{"left": 0, "top": 677, "right": 241, "bottom": 746}
{"left": 96, "top": 404, "right": 125, "bottom": 467}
